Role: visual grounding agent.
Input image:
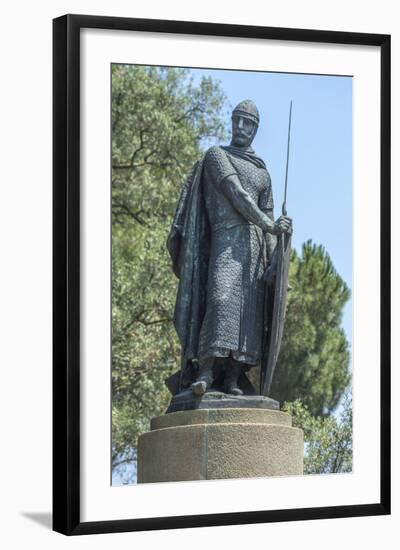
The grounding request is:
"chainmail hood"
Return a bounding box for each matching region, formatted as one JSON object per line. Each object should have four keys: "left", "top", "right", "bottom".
{"left": 232, "top": 99, "right": 260, "bottom": 126}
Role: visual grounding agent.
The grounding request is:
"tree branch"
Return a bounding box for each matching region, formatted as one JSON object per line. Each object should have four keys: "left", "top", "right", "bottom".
{"left": 174, "top": 104, "right": 204, "bottom": 124}
{"left": 137, "top": 317, "right": 172, "bottom": 326}
{"left": 112, "top": 203, "right": 148, "bottom": 225}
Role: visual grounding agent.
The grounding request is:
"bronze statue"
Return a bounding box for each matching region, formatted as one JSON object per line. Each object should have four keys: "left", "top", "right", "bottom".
{"left": 166, "top": 100, "right": 292, "bottom": 408}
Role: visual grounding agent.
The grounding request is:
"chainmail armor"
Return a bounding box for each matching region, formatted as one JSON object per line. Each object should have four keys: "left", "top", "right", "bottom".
{"left": 198, "top": 146, "right": 274, "bottom": 365}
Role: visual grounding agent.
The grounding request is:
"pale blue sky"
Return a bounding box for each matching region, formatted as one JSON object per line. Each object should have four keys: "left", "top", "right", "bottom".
{"left": 192, "top": 68, "right": 353, "bottom": 346}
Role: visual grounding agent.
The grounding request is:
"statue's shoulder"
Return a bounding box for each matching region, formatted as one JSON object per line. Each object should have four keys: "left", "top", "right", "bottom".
{"left": 204, "top": 145, "right": 226, "bottom": 160}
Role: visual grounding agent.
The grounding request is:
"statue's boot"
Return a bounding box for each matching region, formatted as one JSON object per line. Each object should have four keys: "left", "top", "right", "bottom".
{"left": 224, "top": 362, "right": 244, "bottom": 396}
{"left": 191, "top": 359, "right": 213, "bottom": 396}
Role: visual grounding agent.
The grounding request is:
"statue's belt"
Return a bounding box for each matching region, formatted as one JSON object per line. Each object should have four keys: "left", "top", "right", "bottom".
{"left": 212, "top": 221, "right": 259, "bottom": 232}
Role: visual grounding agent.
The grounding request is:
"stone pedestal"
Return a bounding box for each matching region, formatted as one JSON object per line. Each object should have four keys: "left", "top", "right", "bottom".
{"left": 137, "top": 408, "right": 303, "bottom": 483}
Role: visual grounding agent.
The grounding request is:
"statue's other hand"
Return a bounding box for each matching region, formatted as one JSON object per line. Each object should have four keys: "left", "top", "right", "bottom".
{"left": 272, "top": 216, "right": 292, "bottom": 235}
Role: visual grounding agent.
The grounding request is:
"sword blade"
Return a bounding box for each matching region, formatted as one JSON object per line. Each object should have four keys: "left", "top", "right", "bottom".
{"left": 282, "top": 100, "right": 293, "bottom": 216}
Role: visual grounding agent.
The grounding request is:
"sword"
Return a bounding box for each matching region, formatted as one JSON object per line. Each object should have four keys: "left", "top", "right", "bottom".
{"left": 282, "top": 100, "right": 293, "bottom": 217}
{"left": 260, "top": 100, "right": 293, "bottom": 395}
{"left": 263, "top": 99, "right": 293, "bottom": 282}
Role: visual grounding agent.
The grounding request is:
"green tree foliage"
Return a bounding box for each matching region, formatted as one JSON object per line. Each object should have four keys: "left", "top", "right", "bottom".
{"left": 112, "top": 65, "right": 228, "bottom": 471}
{"left": 283, "top": 393, "right": 352, "bottom": 474}
{"left": 271, "top": 241, "right": 351, "bottom": 416}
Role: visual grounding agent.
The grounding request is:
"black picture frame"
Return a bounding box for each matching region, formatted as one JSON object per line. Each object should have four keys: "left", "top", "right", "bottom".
{"left": 53, "top": 14, "right": 391, "bottom": 535}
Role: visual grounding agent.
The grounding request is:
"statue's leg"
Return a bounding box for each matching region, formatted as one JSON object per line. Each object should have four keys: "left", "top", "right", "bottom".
{"left": 224, "top": 358, "right": 244, "bottom": 396}
{"left": 191, "top": 357, "right": 214, "bottom": 396}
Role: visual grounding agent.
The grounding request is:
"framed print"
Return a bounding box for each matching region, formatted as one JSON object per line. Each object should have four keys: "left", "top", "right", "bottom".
{"left": 53, "top": 14, "right": 390, "bottom": 535}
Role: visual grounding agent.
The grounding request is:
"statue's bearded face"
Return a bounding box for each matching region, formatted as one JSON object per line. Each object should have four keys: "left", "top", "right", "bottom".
{"left": 231, "top": 115, "right": 258, "bottom": 148}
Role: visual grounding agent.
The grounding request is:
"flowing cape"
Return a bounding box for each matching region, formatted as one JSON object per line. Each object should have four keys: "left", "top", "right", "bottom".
{"left": 167, "top": 159, "right": 210, "bottom": 371}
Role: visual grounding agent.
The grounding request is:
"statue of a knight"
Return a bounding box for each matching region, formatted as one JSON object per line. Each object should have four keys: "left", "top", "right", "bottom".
{"left": 167, "top": 99, "right": 292, "bottom": 399}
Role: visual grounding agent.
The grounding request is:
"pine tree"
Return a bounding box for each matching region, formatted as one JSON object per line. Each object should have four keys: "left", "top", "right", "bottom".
{"left": 271, "top": 241, "right": 351, "bottom": 416}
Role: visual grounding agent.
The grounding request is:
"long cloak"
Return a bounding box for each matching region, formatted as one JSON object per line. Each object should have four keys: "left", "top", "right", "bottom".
{"left": 167, "top": 159, "right": 210, "bottom": 374}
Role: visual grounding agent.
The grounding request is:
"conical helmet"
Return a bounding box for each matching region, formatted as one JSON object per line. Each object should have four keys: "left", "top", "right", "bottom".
{"left": 232, "top": 99, "right": 260, "bottom": 126}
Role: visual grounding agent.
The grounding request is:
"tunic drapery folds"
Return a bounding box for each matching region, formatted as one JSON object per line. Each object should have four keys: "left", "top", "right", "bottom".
{"left": 167, "top": 145, "right": 275, "bottom": 374}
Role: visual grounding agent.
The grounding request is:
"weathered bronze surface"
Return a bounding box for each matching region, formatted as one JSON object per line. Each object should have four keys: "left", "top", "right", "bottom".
{"left": 166, "top": 100, "right": 292, "bottom": 409}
